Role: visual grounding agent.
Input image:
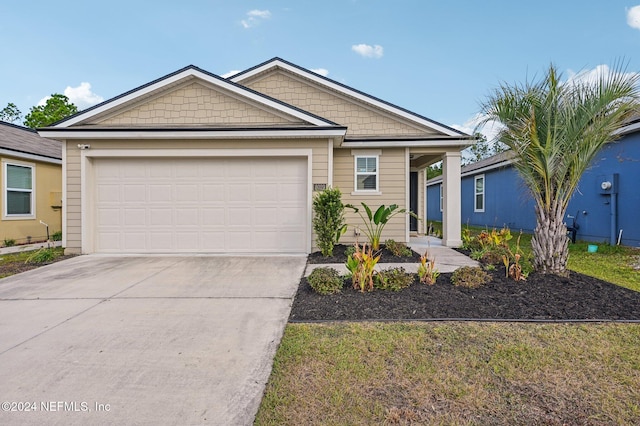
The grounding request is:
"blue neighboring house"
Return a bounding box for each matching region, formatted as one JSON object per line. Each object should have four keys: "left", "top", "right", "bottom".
{"left": 427, "top": 118, "right": 640, "bottom": 247}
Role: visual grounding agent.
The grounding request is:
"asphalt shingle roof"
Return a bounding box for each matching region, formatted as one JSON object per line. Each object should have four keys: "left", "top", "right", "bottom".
{"left": 0, "top": 121, "right": 62, "bottom": 160}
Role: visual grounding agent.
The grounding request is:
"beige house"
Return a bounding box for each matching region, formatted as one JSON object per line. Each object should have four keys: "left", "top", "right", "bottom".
{"left": 0, "top": 121, "right": 62, "bottom": 244}
{"left": 39, "top": 58, "right": 473, "bottom": 255}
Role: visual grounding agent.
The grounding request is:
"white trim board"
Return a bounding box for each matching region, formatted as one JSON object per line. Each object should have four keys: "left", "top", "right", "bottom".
{"left": 39, "top": 128, "right": 346, "bottom": 140}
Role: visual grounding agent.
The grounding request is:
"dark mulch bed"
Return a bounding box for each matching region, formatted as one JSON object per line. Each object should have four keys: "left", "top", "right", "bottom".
{"left": 307, "top": 244, "right": 421, "bottom": 264}
{"left": 290, "top": 265, "right": 640, "bottom": 322}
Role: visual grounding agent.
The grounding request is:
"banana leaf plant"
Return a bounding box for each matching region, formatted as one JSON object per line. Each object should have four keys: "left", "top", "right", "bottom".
{"left": 345, "top": 202, "right": 418, "bottom": 251}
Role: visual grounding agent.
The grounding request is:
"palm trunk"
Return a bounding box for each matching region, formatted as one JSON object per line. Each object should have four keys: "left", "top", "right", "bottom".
{"left": 531, "top": 201, "right": 569, "bottom": 276}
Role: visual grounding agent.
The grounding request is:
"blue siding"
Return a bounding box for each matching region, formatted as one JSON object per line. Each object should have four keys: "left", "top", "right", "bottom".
{"left": 460, "top": 167, "right": 537, "bottom": 232}
{"left": 426, "top": 131, "right": 640, "bottom": 247}
{"left": 426, "top": 184, "right": 442, "bottom": 222}
{"left": 566, "top": 132, "right": 640, "bottom": 246}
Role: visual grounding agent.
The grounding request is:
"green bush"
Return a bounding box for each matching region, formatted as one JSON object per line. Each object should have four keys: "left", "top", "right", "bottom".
{"left": 3, "top": 238, "right": 16, "bottom": 247}
{"left": 52, "top": 231, "right": 62, "bottom": 241}
{"left": 375, "top": 267, "right": 414, "bottom": 291}
{"left": 451, "top": 266, "right": 490, "bottom": 289}
{"left": 384, "top": 239, "right": 413, "bottom": 257}
{"left": 25, "top": 248, "right": 57, "bottom": 264}
{"left": 307, "top": 267, "right": 343, "bottom": 295}
{"left": 312, "top": 187, "right": 347, "bottom": 257}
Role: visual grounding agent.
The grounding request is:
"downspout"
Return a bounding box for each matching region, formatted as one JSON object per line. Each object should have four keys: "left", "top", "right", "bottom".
{"left": 610, "top": 191, "right": 618, "bottom": 246}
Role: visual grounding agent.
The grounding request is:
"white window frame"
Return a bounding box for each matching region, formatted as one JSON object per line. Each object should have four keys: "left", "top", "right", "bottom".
{"left": 3, "top": 159, "right": 36, "bottom": 220}
{"left": 474, "top": 174, "right": 485, "bottom": 212}
{"left": 439, "top": 183, "right": 443, "bottom": 212}
{"left": 352, "top": 153, "right": 381, "bottom": 195}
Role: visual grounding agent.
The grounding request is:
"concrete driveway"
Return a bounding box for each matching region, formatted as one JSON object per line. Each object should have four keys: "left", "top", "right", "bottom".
{"left": 0, "top": 255, "right": 306, "bottom": 426}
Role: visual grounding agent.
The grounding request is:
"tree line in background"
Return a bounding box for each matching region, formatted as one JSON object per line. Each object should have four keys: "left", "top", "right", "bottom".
{"left": 0, "top": 94, "right": 78, "bottom": 128}
{"left": 426, "top": 132, "right": 507, "bottom": 180}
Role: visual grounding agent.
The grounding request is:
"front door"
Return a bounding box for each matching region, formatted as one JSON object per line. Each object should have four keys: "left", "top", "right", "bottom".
{"left": 410, "top": 171, "right": 418, "bottom": 232}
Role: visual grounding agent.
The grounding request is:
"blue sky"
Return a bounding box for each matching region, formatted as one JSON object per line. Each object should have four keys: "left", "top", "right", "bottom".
{"left": 2, "top": 0, "right": 640, "bottom": 136}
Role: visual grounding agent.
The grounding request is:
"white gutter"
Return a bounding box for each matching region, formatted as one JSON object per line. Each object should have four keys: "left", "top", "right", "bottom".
{"left": 38, "top": 128, "right": 347, "bottom": 140}
{"left": 0, "top": 148, "right": 62, "bottom": 165}
{"left": 341, "top": 139, "right": 473, "bottom": 148}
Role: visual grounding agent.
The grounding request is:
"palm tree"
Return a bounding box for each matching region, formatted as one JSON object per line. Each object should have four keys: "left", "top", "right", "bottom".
{"left": 479, "top": 64, "right": 639, "bottom": 275}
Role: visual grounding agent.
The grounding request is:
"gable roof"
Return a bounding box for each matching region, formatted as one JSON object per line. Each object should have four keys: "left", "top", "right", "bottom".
{"left": 230, "top": 57, "right": 471, "bottom": 139}
{"left": 0, "top": 121, "right": 61, "bottom": 163}
{"left": 49, "top": 65, "right": 340, "bottom": 128}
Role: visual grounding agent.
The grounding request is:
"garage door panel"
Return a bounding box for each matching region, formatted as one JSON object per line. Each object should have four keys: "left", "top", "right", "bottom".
{"left": 93, "top": 157, "right": 307, "bottom": 253}
{"left": 176, "top": 185, "right": 199, "bottom": 201}
{"left": 97, "top": 184, "right": 120, "bottom": 202}
{"left": 97, "top": 209, "right": 120, "bottom": 226}
{"left": 123, "top": 185, "right": 146, "bottom": 202}
{"left": 124, "top": 233, "right": 146, "bottom": 250}
{"left": 176, "top": 209, "right": 199, "bottom": 226}
{"left": 150, "top": 209, "right": 173, "bottom": 226}
{"left": 202, "top": 208, "right": 225, "bottom": 225}
{"left": 124, "top": 209, "right": 146, "bottom": 226}
{"left": 227, "top": 184, "right": 251, "bottom": 202}
{"left": 227, "top": 208, "right": 250, "bottom": 226}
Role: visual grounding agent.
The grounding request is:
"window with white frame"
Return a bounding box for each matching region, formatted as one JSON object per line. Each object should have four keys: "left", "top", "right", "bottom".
{"left": 474, "top": 174, "right": 485, "bottom": 212}
{"left": 355, "top": 156, "right": 378, "bottom": 191}
{"left": 439, "top": 183, "right": 443, "bottom": 212}
{"left": 4, "top": 161, "right": 34, "bottom": 218}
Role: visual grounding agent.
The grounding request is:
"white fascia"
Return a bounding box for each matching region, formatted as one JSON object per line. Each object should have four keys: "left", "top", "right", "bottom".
{"left": 341, "top": 139, "right": 472, "bottom": 148}
{"left": 55, "top": 68, "right": 333, "bottom": 128}
{"left": 38, "top": 128, "right": 347, "bottom": 140}
{"left": 0, "top": 148, "right": 62, "bottom": 165}
{"left": 615, "top": 120, "right": 640, "bottom": 135}
{"left": 231, "top": 59, "right": 465, "bottom": 137}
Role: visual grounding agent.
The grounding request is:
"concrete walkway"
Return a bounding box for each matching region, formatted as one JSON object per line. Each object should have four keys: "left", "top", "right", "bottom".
{"left": 305, "top": 236, "right": 478, "bottom": 276}
{"left": 0, "top": 255, "right": 306, "bottom": 426}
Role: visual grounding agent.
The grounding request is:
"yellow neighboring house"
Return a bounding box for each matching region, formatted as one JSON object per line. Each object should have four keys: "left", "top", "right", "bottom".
{"left": 0, "top": 121, "right": 62, "bottom": 246}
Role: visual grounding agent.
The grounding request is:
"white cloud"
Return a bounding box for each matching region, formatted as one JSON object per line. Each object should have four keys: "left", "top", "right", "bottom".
{"left": 37, "top": 82, "right": 104, "bottom": 109}
{"left": 451, "top": 113, "right": 503, "bottom": 142}
{"left": 351, "top": 44, "right": 384, "bottom": 59}
{"left": 221, "top": 70, "right": 241, "bottom": 78}
{"left": 566, "top": 64, "right": 640, "bottom": 89}
{"left": 627, "top": 5, "right": 640, "bottom": 30}
{"left": 241, "top": 9, "right": 271, "bottom": 28}
{"left": 64, "top": 82, "right": 104, "bottom": 109}
{"left": 311, "top": 68, "right": 329, "bottom": 77}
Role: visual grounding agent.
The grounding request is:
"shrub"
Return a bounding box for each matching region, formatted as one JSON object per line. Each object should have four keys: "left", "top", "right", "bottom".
{"left": 25, "top": 248, "right": 57, "bottom": 264}
{"left": 481, "top": 246, "right": 509, "bottom": 265}
{"left": 52, "top": 231, "right": 62, "bottom": 241}
{"left": 345, "top": 243, "right": 380, "bottom": 292}
{"left": 418, "top": 250, "right": 439, "bottom": 285}
{"left": 451, "top": 266, "right": 490, "bottom": 289}
{"left": 307, "top": 267, "right": 343, "bottom": 295}
{"left": 346, "top": 202, "right": 417, "bottom": 251}
{"left": 3, "top": 238, "right": 16, "bottom": 247}
{"left": 375, "top": 267, "right": 414, "bottom": 291}
{"left": 345, "top": 245, "right": 356, "bottom": 258}
{"left": 312, "top": 187, "right": 347, "bottom": 257}
{"left": 384, "top": 239, "right": 413, "bottom": 257}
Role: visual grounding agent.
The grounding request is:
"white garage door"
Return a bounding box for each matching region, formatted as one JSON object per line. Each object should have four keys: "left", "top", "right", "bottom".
{"left": 93, "top": 157, "right": 308, "bottom": 253}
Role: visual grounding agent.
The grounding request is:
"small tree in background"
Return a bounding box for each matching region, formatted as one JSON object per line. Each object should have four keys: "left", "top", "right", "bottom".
{"left": 0, "top": 103, "right": 23, "bottom": 124}
{"left": 313, "top": 187, "right": 347, "bottom": 256}
{"left": 480, "top": 63, "right": 639, "bottom": 275}
{"left": 24, "top": 94, "right": 77, "bottom": 128}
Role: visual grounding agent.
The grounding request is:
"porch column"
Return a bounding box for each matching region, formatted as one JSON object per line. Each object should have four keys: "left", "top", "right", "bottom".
{"left": 442, "top": 151, "right": 462, "bottom": 247}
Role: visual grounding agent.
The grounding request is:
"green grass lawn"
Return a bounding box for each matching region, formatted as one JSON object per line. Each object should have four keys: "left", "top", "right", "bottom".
{"left": 256, "top": 225, "right": 640, "bottom": 425}
{"left": 257, "top": 323, "right": 640, "bottom": 425}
